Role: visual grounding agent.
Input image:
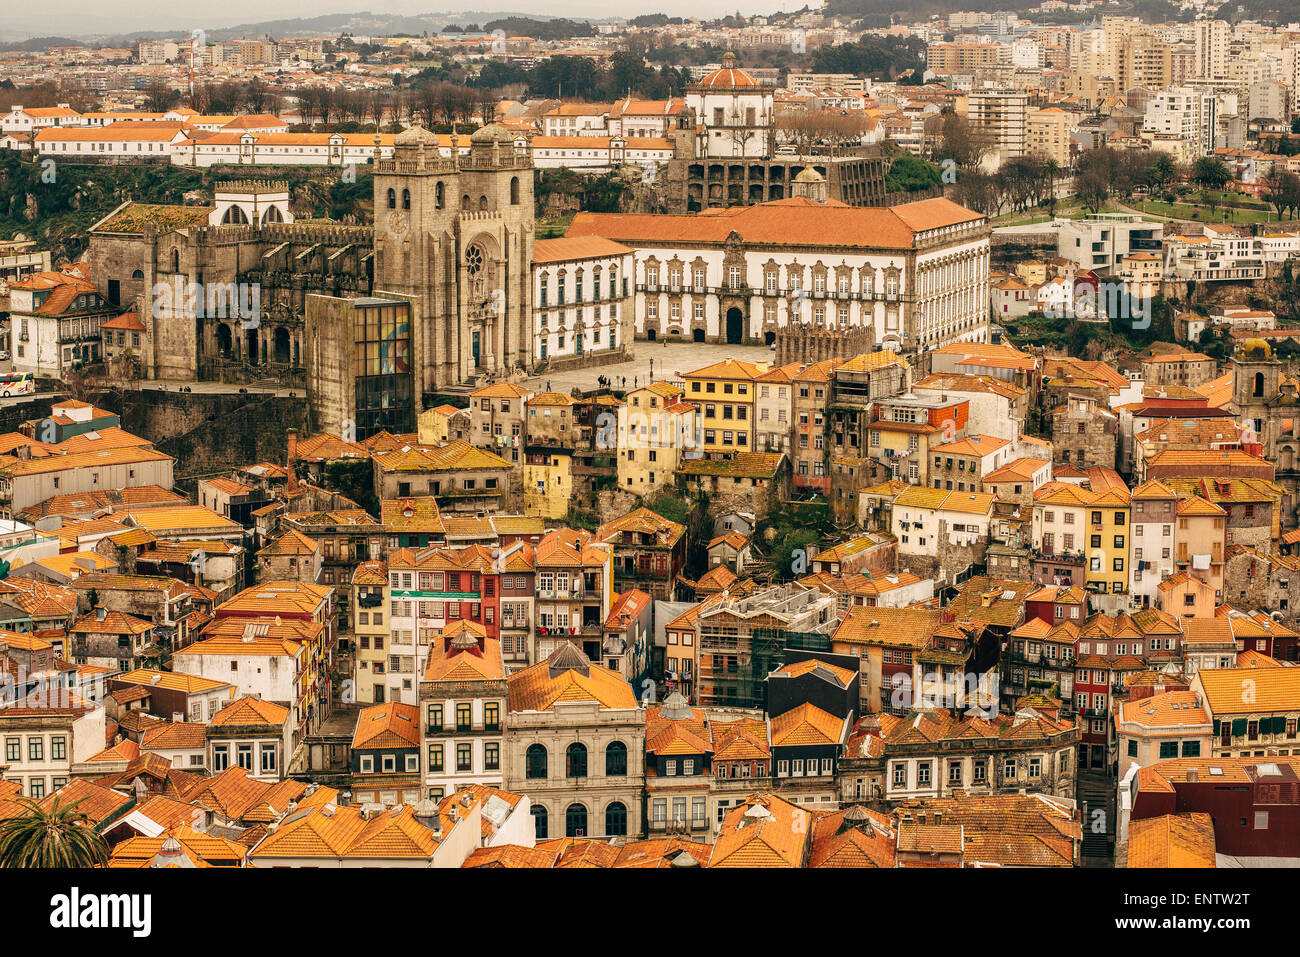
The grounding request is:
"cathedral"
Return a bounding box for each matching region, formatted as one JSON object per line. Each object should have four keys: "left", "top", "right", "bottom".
{"left": 84, "top": 123, "right": 536, "bottom": 403}
{"left": 371, "top": 123, "right": 535, "bottom": 392}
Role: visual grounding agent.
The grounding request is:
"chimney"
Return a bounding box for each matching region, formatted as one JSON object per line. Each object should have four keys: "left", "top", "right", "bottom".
{"left": 286, "top": 428, "right": 299, "bottom": 493}
{"left": 1187, "top": 767, "right": 1199, "bottom": 784}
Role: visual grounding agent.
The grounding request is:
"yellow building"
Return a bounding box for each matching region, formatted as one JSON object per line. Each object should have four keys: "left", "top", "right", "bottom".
{"left": 351, "top": 560, "right": 392, "bottom": 705}
{"left": 417, "top": 404, "right": 467, "bottom": 445}
{"left": 523, "top": 451, "right": 573, "bottom": 519}
{"left": 681, "top": 358, "right": 767, "bottom": 458}
{"left": 616, "top": 382, "right": 699, "bottom": 494}
{"left": 1033, "top": 478, "right": 1130, "bottom": 598}
{"left": 1117, "top": 252, "right": 1162, "bottom": 299}
{"left": 1013, "top": 260, "right": 1050, "bottom": 286}
{"left": 1026, "top": 106, "right": 1074, "bottom": 166}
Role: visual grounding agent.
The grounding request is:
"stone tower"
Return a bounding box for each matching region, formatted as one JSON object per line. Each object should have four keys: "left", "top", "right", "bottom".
{"left": 372, "top": 123, "right": 535, "bottom": 393}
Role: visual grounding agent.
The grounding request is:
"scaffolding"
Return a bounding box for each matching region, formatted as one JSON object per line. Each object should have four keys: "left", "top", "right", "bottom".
{"left": 716, "top": 626, "right": 834, "bottom": 711}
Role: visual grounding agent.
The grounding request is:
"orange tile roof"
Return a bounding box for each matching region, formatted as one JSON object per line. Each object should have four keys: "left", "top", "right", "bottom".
{"left": 1125, "top": 813, "right": 1216, "bottom": 868}
{"left": 209, "top": 695, "right": 290, "bottom": 728}
{"left": 1118, "top": 691, "right": 1210, "bottom": 730}
{"left": 352, "top": 702, "right": 421, "bottom": 749}
{"left": 532, "top": 235, "right": 633, "bottom": 264}
{"left": 1196, "top": 668, "right": 1300, "bottom": 716}
{"left": 769, "top": 702, "right": 846, "bottom": 747}
{"left": 709, "top": 793, "right": 811, "bottom": 868}
{"left": 507, "top": 646, "right": 637, "bottom": 712}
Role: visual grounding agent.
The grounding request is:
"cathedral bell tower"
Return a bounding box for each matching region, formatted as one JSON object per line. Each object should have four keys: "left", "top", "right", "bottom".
{"left": 373, "top": 123, "right": 535, "bottom": 393}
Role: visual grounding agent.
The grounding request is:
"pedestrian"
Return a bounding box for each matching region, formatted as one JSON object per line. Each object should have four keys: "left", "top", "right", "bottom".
{"left": 546, "top": 379, "right": 551, "bottom": 392}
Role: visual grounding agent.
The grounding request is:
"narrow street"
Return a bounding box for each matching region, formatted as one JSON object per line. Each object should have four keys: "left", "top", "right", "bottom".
{"left": 1077, "top": 770, "right": 1117, "bottom": 867}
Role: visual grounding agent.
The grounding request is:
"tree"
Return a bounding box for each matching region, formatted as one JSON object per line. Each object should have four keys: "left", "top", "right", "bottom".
{"left": 0, "top": 796, "right": 109, "bottom": 868}
{"left": 143, "top": 78, "right": 174, "bottom": 113}
{"left": 1191, "top": 156, "right": 1230, "bottom": 192}
{"left": 936, "top": 112, "right": 993, "bottom": 171}
{"left": 1077, "top": 172, "right": 1109, "bottom": 214}
{"left": 885, "top": 155, "right": 942, "bottom": 193}
{"left": 774, "top": 109, "right": 870, "bottom": 154}
{"left": 1147, "top": 154, "right": 1176, "bottom": 193}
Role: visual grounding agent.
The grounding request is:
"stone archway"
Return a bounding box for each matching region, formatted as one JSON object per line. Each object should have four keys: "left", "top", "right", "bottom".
{"left": 274, "top": 326, "right": 291, "bottom": 365}
{"left": 726, "top": 307, "right": 744, "bottom": 345}
{"left": 216, "top": 322, "right": 233, "bottom": 356}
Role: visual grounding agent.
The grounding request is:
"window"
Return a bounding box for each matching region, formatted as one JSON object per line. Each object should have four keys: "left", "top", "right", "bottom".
{"left": 3, "top": 739, "right": 17, "bottom": 763}
{"left": 892, "top": 763, "right": 906, "bottom": 787}
{"left": 28, "top": 778, "right": 45, "bottom": 800}
{"left": 426, "top": 703, "right": 443, "bottom": 732}
{"left": 525, "top": 744, "right": 547, "bottom": 779}
{"left": 606, "top": 740, "right": 627, "bottom": 776}
{"left": 212, "top": 745, "right": 229, "bottom": 772}
{"left": 531, "top": 805, "right": 548, "bottom": 840}
{"left": 50, "top": 737, "right": 66, "bottom": 761}
{"left": 484, "top": 702, "right": 500, "bottom": 731}
{"left": 565, "top": 803, "right": 588, "bottom": 838}
{"left": 566, "top": 742, "right": 588, "bottom": 778}
{"left": 1004, "top": 759, "right": 1017, "bottom": 779}
{"left": 917, "top": 762, "right": 931, "bottom": 786}
{"left": 27, "top": 738, "right": 43, "bottom": 762}
{"left": 456, "top": 743, "right": 472, "bottom": 772}
{"left": 456, "top": 702, "right": 472, "bottom": 732}
{"left": 948, "top": 762, "right": 962, "bottom": 784}
{"left": 605, "top": 801, "right": 628, "bottom": 837}
{"left": 973, "top": 760, "right": 986, "bottom": 783}
{"left": 485, "top": 742, "right": 500, "bottom": 770}
{"left": 261, "top": 745, "right": 277, "bottom": 774}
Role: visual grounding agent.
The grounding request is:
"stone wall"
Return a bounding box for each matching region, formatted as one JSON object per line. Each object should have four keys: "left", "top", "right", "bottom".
{"left": 108, "top": 388, "right": 309, "bottom": 495}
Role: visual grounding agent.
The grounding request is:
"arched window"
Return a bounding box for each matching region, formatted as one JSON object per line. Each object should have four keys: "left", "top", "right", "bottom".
{"left": 605, "top": 741, "right": 627, "bottom": 776}
{"left": 478, "top": 195, "right": 488, "bottom": 211}
{"left": 170, "top": 248, "right": 180, "bottom": 272}
{"left": 402, "top": 188, "right": 410, "bottom": 210}
{"left": 387, "top": 188, "right": 397, "bottom": 209}
{"left": 435, "top": 182, "right": 445, "bottom": 209}
{"left": 530, "top": 805, "right": 548, "bottom": 840}
{"left": 565, "top": 803, "right": 587, "bottom": 838}
{"left": 510, "top": 176, "right": 520, "bottom": 205}
{"left": 525, "top": 743, "right": 548, "bottom": 779}
{"left": 605, "top": 801, "right": 627, "bottom": 837}
{"left": 131, "top": 269, "right": 144, "bottom": 280}
{"left": 1255, "top": 372, "right": 1265, "bottom": 397}
{"left": 566, "top": 742, "right": 588, "bottom": 778}
{"left": 462, "top": 194, "right": 471, "bottom": 209}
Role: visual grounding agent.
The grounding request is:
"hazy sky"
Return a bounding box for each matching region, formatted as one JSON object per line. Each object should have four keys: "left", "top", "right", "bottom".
{"left": 2, "top": 0, "right": 811, "bottom": 36}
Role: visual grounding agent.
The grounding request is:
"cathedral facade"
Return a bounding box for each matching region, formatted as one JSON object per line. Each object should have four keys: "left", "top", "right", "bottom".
{"left": 84, "top": 123, "right": 536, "bottom": 398}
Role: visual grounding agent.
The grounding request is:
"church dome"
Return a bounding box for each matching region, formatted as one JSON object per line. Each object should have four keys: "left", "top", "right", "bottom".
{"left": 698, "top": 51, "right": 760, "bottom": 90}
{"left": 471, "top": 123, "right": 515, "bottom": 143}
{"left": 395, "top": 124, "right": 439, "bottom": 146}
{"left": 793, "top": 168, "right": 825, "bottom": 184}
{"left": 1238, "top": 336, "right": 1273, "bottom": 360}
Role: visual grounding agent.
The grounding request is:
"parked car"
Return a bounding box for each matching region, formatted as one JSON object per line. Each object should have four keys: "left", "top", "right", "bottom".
{"left": 0, "top": 351, "right": 11, "bottom": 361}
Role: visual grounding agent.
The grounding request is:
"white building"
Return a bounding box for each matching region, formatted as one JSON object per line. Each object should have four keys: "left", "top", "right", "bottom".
{"left": 531, "top": 235, "right": 635, "bottom": 367}
{"left": 567, "top": 195, "right": 990, "bottom": 352}
{"left": 32, "top": 122, "right": 189, "bottom": 161}
{"left": 1143, "top": 87, "right": 1218, "bottom": 157}
{"left": 530, "top": 135, "right": 674, "bottom": 174}
{"left": 684, "top": 52, "right": 774, "bottom": 159}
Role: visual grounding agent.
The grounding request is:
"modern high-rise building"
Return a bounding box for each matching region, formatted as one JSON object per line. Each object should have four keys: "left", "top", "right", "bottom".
{"left": 967, "top": 88, "right": 1028, "bottom": 165}
{"left": 1194, "top": 19, "right": 1229, "bottom": 80}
